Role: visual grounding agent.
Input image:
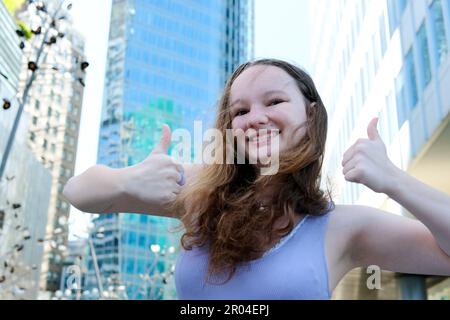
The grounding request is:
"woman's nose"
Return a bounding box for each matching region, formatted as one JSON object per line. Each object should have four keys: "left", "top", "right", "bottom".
{"left": 247, "top": 106, "right": 269, "bottom": 128}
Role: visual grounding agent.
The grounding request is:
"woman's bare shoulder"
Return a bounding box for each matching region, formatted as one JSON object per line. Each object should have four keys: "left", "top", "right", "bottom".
{"left": 326, "top": 204, "right": 370, "bottom": 243}
{"left": 328, "top": 204, "right": 354, "bottom": 228}
{"left": 325, "top": 204, "right": 369, "bottom": 273}
{"left": 329, "top": 203, "right": 380, "bottom": 220}
{"left": 328, "top": 203, "right": 370, "bottom": 225}
{"left": 327, "top": 203, "right": 383, "bottom": 255}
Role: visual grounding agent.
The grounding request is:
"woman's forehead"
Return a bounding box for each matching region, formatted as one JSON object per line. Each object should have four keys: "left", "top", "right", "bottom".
{"left": 230, "top": 65, "right": 295, "bottom": 97}
{"left": 233, "top": 65, "right": 292, "bottom": 87}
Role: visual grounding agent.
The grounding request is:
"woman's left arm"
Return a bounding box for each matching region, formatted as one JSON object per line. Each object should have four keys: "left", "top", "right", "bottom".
{"left": 387, "top": 165, "right": 450, "bottom": 255}
{"left": 342, "top": 117, "right": 450, "bottom": 273}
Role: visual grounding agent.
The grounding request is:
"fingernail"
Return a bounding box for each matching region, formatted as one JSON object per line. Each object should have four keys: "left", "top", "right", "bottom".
{"left": 177, "top": 172, "right": 185, "bottom": 186}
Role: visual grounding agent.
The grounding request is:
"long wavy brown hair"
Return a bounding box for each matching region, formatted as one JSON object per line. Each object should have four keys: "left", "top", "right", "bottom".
{"left": 170, "top": 58, "right": 335, "bottom": 284}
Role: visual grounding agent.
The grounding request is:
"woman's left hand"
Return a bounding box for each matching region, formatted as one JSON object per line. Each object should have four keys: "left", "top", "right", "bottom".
{"left": 341, "top": 117, "right": 400, "bottom": 194}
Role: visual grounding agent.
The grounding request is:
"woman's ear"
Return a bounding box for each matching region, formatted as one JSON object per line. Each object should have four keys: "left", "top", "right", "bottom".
{"left": 310, "top": 102, "right": 317, "bottom": 108}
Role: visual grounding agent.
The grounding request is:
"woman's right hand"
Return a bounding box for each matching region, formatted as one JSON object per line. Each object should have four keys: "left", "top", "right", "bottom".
{"left": 120, "top": 124, "right": 185, "bottom": 210}
{"left": 63, "top": 124, "right": 190, "bottom": 216}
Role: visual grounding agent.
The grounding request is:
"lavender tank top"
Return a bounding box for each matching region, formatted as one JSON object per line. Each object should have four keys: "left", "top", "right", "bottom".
{"left": 175, "top": 203, "right": 333, "bottom": 300}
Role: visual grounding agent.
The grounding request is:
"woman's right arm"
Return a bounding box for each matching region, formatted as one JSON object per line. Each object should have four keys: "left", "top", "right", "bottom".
{"left": 62, "top": 164, "right": 128, "bottom": 214}
{"left": 62, "top": 125, "right": 189, "bottom": 218}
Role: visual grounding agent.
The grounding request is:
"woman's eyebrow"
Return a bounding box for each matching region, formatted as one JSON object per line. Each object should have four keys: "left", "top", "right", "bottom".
{"left": 229, "top": 90, "right": 288, "bottom": 108}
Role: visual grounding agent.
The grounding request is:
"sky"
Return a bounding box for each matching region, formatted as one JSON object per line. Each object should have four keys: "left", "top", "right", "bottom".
{"left": 254, "top": 0, "right": 311, "bottom": 70}
{"left": 69, "top": 0, "right": 112, "bottom": 238}
{"left": 68, "top": 0, "right": 311, "bottom": 239}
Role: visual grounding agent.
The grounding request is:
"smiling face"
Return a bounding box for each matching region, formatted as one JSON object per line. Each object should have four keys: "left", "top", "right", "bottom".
{"left": 229, "top": 65, "right": 308, "bottom": 165}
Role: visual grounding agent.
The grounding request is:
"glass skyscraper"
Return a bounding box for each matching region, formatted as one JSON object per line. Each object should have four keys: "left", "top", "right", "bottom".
{"left": 85, "top": 0, "right": 253, "bottom": 299}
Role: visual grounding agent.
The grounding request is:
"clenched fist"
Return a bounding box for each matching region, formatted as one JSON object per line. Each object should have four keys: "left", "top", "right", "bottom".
{"left": 342, "top": 117, "right": 400, "bottom": 194}
{"left": 120, "top": 124, "right": 185, "bottom": 208}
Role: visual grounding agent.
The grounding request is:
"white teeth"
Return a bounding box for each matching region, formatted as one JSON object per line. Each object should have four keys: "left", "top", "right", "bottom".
{"left": 249, "top": 131, "right": 280, "bottom": 142}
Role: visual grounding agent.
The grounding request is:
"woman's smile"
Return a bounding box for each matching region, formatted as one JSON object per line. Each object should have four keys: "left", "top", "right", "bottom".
{"left": 247, "top": 130, "right": 280, "bottom": 147}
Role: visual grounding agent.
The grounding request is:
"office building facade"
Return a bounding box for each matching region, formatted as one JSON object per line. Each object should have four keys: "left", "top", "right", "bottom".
{"left": 310, "top": 0, "right": 450, "bottom": 299}
{"left": 0, "top": 0, "right": 52, "bottom": 299}
{"left": 13, "top": 0, "right": 87, "bottom": 295}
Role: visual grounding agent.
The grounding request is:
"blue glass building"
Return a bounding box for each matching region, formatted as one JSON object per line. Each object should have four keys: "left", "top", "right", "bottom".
{"left": 85, "top": 0, "right": 253, "bottom": 299}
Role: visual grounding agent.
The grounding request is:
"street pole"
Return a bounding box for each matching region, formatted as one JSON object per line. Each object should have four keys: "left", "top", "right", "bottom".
{"left": 88, "top": 237, "right": 105, "bottom": 298}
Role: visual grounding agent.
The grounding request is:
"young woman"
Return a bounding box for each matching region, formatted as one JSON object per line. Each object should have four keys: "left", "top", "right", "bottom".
{"left": 63, "top": 59, "right": 450, "bottom": 299}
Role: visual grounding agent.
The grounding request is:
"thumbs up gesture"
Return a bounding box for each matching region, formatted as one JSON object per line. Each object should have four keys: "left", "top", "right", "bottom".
{"left": 121, "top": 124, "right": 185, "bottom": 210}
{"left": 341, "top": 117, "right": 400, "bottom": 194}
{"left": 151, "top": 123, "right": 173, "bottom": 155}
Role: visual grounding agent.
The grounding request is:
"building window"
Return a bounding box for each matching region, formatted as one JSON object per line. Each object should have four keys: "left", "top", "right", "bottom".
{"left": 359, "top": 68, "right": 366, "bottom": 104}
{"left": 43, "top": 139, "right": 48, "bottom": 149}
{"left": 395, "top": 71, "right": 406, "bottom": 128}
{"left": 128, "top": 232, "right": 136, "bottom": 246}
{"left": 417, "top": 22, "right": 432, "bottom": 88}
{"left": 126, "top": 259, "right": 134, "bottom": 273}
{"left": 372, "top": 34, "right": 380, "bottom": 72}
{"left": 405, "top": 48, "right": 419, "bottom": 109}
{"left": 30, "top": 132, "right": 35, "bottom": 142}
{"left": 51, "top": 143, "right": 56, "bottom": 153}
{"left": 0, "top": 209, "right": 4, "bottom": 229}
{"left": 387, "top": 0, "right": 407, "bottom": 36}
{"left": 139, "top": 214, "right": 147, "bottom": 223}
{"left": 399, "top": 0, "right": 407, "bottom": 13}
{"left": 139, "top": 234, "right": 146, "bottom": 248}
{"left": 379, "top": 13, "right": 387, "bottom": 56}
{"left": 430, "top": 0, "right": 448, "bottom": 66}
{"left": 35, "top": 100, "right": 40, "bottom": 110}
{"left": 137, "top": 259, "right": 144, "bottom": 274}
{"left": 32, "top": 116, "right": 37, "bottom": 125}
{"left": 48, "top": 107, "right": 52, "bottom": 117}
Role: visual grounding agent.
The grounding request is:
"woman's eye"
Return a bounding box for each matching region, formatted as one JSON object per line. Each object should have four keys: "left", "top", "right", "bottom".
{"left": 235, "top": 109, "right": 248, "bottom": 116}
{"left": 233, "top": 100, "right": 283, "bottom": 116}
{"left": 268, "top": 99, "right": 284, "bottom": 106}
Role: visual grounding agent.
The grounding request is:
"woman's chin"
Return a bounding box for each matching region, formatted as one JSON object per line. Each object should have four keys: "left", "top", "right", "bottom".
{"left": 235, "top": 142, "right": 282, "bottom": 166}
{"left": 247, "top": 148, "right": 280, "bottom": 168}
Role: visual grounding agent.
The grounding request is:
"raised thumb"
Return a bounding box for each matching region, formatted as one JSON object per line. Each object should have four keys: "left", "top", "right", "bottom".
{"left": 151, "top": 124, "right": 171, "bottom": 155}
{"left": 367, "top": 117, "right": 380, "bottom": 141}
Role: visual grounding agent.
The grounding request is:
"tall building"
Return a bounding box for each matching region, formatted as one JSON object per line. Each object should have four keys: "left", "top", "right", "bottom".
{"left": 310, "top": 0, "right": 450, "bottom": 299}
{"left": 14, "top": 1, "right": 87, "bottom": 295}
{"left": 0, "top": 0, "right": 52, "bottom": 299}
{"left": 223, "top": 0, "right": 255, "bottom": 79}
{"left": 84, "top": 0, "right": 253, "bottom": 300}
